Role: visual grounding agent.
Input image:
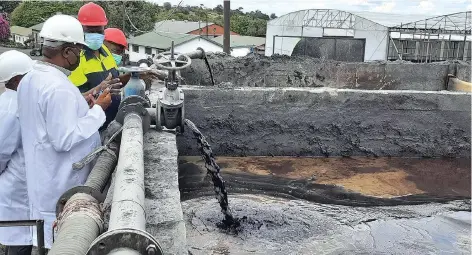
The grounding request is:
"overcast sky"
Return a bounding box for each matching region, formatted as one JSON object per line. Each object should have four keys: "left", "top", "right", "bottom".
{"left": 150, "top": 0, "right": 472, "bottom": 17}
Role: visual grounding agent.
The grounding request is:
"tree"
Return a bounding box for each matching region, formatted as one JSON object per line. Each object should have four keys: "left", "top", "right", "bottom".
{"left": 270, "top": 13, "right": 277, "bottom": 19}
{"left": 0, "top": 1, "right": 20, "bottom": 14}
{"left": 0, "top": 12, "right": 10, "bottom": 42}
{"left": 213, "top": 4, "right": 223, "bottom": 14}
{"left": 11, "top": 1, "right": 82, "bottom": 28}
{"left": 163, "top": 2, "right": 171, "bottom": 10}
{"left": 9, "top": 1, "right": 159, "bottom": 36}
{"left": 98, "top": 1, "right": 159, "bottom": 36}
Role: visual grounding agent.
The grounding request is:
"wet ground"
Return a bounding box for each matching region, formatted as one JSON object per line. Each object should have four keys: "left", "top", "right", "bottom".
{"left": 179, "top": 156, "right": 471, "bottom": 254}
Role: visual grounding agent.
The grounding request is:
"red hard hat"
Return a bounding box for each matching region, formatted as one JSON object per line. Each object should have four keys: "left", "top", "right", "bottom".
{"left": 78, "top": 2, "right": 108, "bottom": 26}
{"left": 104, "top": 28, "right": 128, "bottom": 49}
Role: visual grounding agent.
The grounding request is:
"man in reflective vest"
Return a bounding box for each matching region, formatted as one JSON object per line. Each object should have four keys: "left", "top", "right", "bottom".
{"left": 69, "top": 2, "right": 158, "bottom": 130}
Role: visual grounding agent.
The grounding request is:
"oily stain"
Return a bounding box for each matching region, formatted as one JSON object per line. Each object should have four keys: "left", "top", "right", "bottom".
{"left": 179, "top": 156, "right": 471, "bottom": 199}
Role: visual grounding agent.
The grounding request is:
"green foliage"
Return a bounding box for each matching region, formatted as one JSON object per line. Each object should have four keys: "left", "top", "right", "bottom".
{"left": 9, "top": 1, "right": 271, "bottom": 37}
{"left": 11, "top": 1, "right": 82, "bottom": 28}
{"left": 0, "top": 1, "right": 20, "bottom": 14}
{"left": 155, "top": 5, "right": 270, "bottom": 36}
{"left": 95, "top": 1, "right": 159, "bottom": 36}
{"left": 163, "top": 2, "right": 171, "bottom": 11}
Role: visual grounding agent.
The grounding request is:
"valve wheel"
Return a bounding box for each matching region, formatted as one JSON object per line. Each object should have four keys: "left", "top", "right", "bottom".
{"left": 154, "top": 53, "right": 191, "bottom": 71}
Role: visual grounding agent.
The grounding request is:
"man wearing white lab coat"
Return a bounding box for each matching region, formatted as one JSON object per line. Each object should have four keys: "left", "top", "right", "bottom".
{"left": 0, "top": 51, "right": 34, "bottom": 255}
{"left": 17, "top": 15, "right": 112, "bottom": 249}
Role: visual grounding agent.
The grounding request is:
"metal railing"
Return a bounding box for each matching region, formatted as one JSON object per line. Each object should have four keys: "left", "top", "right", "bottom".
{"left": 0, "top": 220, "right": 46, "bottom": 255}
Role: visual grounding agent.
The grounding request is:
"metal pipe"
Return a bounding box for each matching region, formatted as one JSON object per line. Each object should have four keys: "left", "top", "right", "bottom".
{"left": 223, "top": 0, "right": 230, "bottom": 54}
{"left": 49, "top": 123, "right": 122, "bottom": 255}
{"left": 108, "top": 113, "right": 146, "bottom": 231}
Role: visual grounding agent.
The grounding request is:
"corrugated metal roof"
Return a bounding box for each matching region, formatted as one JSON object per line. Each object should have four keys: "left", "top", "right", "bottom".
{"left": 154, "top": 20, "right": 214, "bottom": 34}
{"left": 10, "top": 26, "right": 32, "bottom": 36}
{"left": 29, "top": 22, "right": 44, "bottom": 32}
{"left": 212, "top": 35, "right": 265, "bottom": 48}
{"left": 128, "top": 31, "right": 222, "bottom": 49}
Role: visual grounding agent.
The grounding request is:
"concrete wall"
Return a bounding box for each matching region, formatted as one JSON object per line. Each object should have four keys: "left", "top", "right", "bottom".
{"left": 181, "top": 55, "right": 472, "bottom": 90}
{"left": 177, "top": 86, "right": 471, "bottom": 158}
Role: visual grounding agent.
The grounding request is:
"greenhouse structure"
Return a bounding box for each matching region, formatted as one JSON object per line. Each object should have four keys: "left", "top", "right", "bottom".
{"left": 265, "top": 9, "right": 471, "bottom": 62}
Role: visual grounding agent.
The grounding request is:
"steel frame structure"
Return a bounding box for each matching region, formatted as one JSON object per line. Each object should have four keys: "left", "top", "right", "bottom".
{"left": 387, "top": 12, "right": 471, "bottom": 62}
{"left": 269, "top": 9, "right": 384, "bottom": 31}
{"left": 268, "top": 9, "right": 472, "bottom": 62}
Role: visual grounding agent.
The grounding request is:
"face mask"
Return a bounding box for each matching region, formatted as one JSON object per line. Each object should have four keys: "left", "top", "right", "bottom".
{"left": 112, "top": 53, "right": 122, "bottom": 65}
{"left": 85, "top": 33, "right": 105, "bottom": 51}
{"left": 66, "top": 48, "right": 81, "bottom": 71}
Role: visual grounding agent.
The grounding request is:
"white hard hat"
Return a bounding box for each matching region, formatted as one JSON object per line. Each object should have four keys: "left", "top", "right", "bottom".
{"left": 39, "top": 14, "right": 87, "bottom": 46}
{"left": 0, "top": 50, "right": 33, "bottom": 83}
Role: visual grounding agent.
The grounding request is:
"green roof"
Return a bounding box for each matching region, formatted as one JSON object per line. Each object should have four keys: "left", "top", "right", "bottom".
{"left": 128, "top": 31, "right": 222, "bottom": 49}
{"left": 10, "top": 26, "right": 32, "bottom": 36}
{"left": 211, "top": 35, "right": 265, "bottom": 48}
{"left": 29, "top": 22, "right": 44, "bottom": 32}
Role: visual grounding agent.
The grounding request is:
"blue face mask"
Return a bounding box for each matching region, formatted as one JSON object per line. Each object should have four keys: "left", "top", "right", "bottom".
{"left": 112, "top": 53, "right": 122, "bottom": 65}
{"left": 84, "top": 33, "right": 105, "bottom": 51}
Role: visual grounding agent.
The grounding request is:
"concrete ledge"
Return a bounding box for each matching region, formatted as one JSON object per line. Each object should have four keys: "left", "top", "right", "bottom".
{"left": 144, "top": 131, "right": 187, "bottom": 255}
{"left": 181, "top": 55, "right": 471, "bottom": 90}
{"left": 178, "top": 86, "right": 471, "bottom": 158}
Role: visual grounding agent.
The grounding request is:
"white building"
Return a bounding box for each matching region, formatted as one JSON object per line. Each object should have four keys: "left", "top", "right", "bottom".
{"left": 265, "top": 10, "right": 471, "bottom": 62}
{"left": 127, "top": 32, "right": 223, "bottom": 63}
{"left": 10, "top": 26, "right": 32, "bottom": 45}
{"left": 211, "top": 35, "right": 265, "bottom": 57}
{"left": 127, "top": 32, "right": 266, "bottom": 62}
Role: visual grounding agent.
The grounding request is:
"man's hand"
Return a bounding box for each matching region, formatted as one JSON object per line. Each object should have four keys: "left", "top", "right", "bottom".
{"left": 139, "top": 70, "right": 160, "bottom": 81}
{"left": 99, "top": 73, "right": 122, "bottom": 96}
{"left": 95, "top": 88, "right": 112, "bottom": 111}
{"left": 84, "top": 93, "right": 95, "bottom": 109}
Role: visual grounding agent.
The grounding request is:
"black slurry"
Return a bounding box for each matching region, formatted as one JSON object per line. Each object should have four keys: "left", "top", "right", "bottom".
{"left": 184, "top": 119, "right": 240, "bottom": 228}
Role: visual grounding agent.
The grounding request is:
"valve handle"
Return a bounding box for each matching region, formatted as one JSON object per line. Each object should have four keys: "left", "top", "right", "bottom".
{"left": 154, "top": 52, "right": 192, "bottom": 71}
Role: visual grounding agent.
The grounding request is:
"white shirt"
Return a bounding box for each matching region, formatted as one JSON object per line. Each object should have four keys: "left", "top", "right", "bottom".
{"left": 17, "top": 61, "right": 106, "bottom": 248}
{"left": 0, "top": 88, "right": 31, "bottom": 246}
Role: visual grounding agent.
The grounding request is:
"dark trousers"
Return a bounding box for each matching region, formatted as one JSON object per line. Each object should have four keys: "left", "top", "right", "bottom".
{"left": 5, "top": 245, "right": 32, "bottom": 255}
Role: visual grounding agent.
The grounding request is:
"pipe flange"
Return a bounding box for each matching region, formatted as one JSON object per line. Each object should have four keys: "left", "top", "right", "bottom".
{"left": 118, "top": 95, "right": 150, "bottom": 110}
{"left": 115, "top": 103, "right": 151, "bottom": 134}
{"left": 55, "top": 186, "right": 105, "bottom": 217}
{"left": 87, "top": 228, "right": 163, "bottom": 255}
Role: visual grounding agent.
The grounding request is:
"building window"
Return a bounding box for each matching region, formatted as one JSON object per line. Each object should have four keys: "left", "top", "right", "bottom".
{"left": 132, "top": 45, "right": 139, "bottom": 53}
{"left": 145, "top": 47, "right": 152, "bottom": 55}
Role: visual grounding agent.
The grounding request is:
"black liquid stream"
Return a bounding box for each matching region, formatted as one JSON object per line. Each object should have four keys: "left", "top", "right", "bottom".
{"left": 184, "top": 119, "right": 239, "bottom": 228}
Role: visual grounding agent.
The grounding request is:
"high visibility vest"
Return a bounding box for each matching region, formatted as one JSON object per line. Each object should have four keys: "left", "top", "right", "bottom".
{"left": 68, "top": 45, "right": 120, "bottom": 130}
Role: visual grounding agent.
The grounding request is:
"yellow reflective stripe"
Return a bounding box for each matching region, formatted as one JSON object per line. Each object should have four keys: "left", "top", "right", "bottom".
{"left": 68, "top": 53, "right": 88, "bottom": 87}
{"left": 68, "top": 45, "right": 118, "bottom": 87}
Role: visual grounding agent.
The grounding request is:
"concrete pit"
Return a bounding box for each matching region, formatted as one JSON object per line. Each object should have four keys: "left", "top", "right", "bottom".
{"left": 1, "top": 54, "right": 470, "bottom": 254}
{"left": 138, "top": 55, "right": 471, "bottom": 255}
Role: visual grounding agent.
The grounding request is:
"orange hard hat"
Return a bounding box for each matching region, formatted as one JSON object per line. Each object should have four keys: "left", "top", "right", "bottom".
{"left": 104, "top": 28, "right": 128, "bottom": 49}
{"left": 78, "top": 2, "right": 108, "bottom": 26}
